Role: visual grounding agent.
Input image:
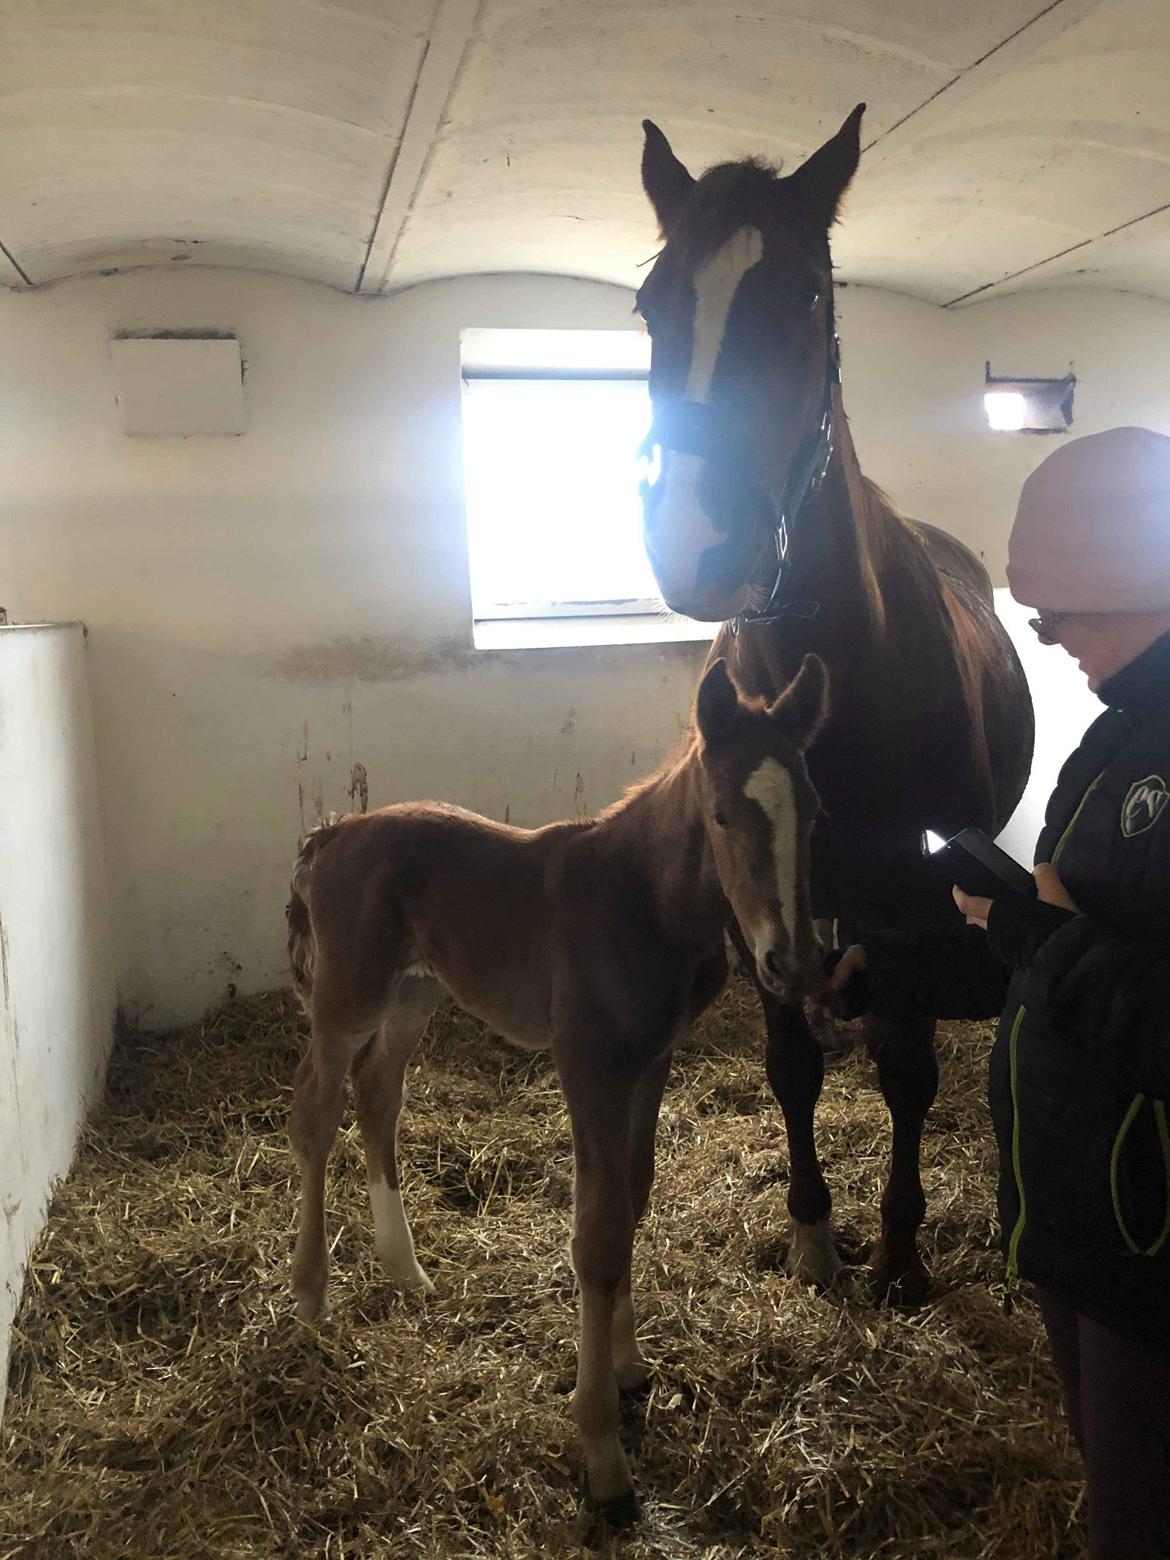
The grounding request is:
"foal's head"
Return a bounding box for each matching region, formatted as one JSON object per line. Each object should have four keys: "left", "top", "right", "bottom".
{"left": 636, "top": 106, "right": 865, "bottom": 621}
{"left": 694, "top": 653, "right": 827, "bottom": 999}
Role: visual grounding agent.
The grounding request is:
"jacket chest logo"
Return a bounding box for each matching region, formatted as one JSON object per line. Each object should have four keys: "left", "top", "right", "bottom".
{"left": 1121, "top": 774, "right": 1170, "bottom": 838}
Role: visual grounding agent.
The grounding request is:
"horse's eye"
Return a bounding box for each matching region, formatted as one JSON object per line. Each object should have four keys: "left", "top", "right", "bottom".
{"left": 713, "top": 812, "right": 728, "bottom": 829}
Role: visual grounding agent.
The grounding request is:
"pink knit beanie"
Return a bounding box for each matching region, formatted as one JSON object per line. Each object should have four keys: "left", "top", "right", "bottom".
{"left": 1007, "top": 426, "right": 1170, "bottom": 611}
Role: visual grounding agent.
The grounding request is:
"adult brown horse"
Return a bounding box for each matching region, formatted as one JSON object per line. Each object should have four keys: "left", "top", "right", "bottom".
{"left": 636, "top": 104, "right": 1034, "bottom": 1302}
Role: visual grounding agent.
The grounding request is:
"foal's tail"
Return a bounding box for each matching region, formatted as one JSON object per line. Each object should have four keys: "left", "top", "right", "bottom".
{"left": 286, "top": 817, "right": 345, "bottom": 1008}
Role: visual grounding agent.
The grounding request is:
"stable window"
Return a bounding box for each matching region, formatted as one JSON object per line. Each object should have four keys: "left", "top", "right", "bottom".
{"left": 460, "top": 329, "right": 711, "bottom": 649}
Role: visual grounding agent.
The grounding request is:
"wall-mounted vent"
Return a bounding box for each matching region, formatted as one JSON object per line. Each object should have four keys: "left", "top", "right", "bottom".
{"left": 111, "top": 335, "right": 245, "bottom": 436}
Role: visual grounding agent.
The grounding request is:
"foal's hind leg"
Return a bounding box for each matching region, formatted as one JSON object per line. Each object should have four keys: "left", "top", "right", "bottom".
{"left": 351, "top": 980, "right": 438, "bottom": 1293}
{"left": 290, "top": 1015, "right": 375, "bottom": 1322}
{"left": 866, "top": 1012, "right": 938, "bottom": 1305}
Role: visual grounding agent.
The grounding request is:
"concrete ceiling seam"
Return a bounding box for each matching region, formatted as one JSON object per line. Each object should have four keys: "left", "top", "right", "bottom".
{"left": 945, "top": 194, "right": 1170, "bottom": 306}
{"left": 356, "top": 0, "right": 485, "bottom": 295}
{"left": 861, "top": 0, "right": 1095, "bottom": 154}
{"left": 0, "top": 238, "right": 32, "bottom": 290}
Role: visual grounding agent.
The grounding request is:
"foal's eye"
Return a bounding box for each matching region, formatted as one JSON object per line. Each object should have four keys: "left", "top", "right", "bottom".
{"left": 713, "top": 812, "right": 728, "bottom": 829}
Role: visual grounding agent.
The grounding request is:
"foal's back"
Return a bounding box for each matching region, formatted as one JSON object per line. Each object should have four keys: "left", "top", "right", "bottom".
{"left": 296, "top": 801, "right": 593, "bottom": 1046}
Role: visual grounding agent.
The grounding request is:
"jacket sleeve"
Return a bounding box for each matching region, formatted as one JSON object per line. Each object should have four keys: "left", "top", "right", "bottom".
{"left": 832, "top": 921, "right": 1011, "bottom": 1022}
{"left": 1020, "top": 914, "right": 1170, "bottom": 1099}
{"left": 985, "top": 893, "right": 1078, "bottom": 971}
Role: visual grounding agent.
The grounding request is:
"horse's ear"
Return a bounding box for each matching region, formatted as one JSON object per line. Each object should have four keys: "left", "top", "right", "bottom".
{"left": 696, "top": 659, "right": 740, "bottom": 745}
{"left": 768, "top": 653, "right": 829, "bottom": 747}
{"left": 642, "top": 119, "right": 696, "bottom": 236}
{"left": 786, "top": 103, "right": 865, "bottom": 228}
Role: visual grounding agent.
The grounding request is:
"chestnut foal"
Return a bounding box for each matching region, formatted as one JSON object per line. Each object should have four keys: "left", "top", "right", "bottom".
{"left": 286, "top": 655, "right": 827, "bottom": 1515}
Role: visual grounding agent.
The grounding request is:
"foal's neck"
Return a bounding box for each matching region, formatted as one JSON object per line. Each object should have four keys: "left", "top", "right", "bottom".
{"left": 596, "top": 742, "right": 726, "bottom": 943}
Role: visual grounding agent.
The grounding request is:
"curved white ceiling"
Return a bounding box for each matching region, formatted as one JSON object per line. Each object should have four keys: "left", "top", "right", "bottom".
{"left": 1, "top": 0, "right": 1168, "bottom": 305}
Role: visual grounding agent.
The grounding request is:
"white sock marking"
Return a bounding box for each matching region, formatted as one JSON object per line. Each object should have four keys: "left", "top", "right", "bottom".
{"left": 369, "top": 1176, "right": 433, "bottom": 1292}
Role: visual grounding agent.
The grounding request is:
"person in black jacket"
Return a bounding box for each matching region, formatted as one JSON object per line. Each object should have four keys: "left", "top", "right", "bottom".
{"left": 820, "top": 426, "right": 1170, "bottom": 1560}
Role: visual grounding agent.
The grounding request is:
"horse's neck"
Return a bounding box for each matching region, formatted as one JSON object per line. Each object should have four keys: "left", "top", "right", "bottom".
{"left": 596, "top": 748, "right": 725, "bottom": 942}
{"left": 805, "top": 411, "right": 893, "bottom": 635}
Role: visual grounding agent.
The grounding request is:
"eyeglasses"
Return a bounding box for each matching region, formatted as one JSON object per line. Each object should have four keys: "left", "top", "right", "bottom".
{"left": 1027, "top": 610, "right": 1075, "bottom": 645}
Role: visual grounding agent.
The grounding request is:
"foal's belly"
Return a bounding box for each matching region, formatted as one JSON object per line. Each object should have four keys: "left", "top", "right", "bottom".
{"left": 422, "top": 954, "right": 554, "bottom": 1053}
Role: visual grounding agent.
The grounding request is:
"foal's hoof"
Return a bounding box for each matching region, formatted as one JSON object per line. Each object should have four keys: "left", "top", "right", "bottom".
{"left": 293, "top": 1284, "right": 328, "bottom": 1324}
{"left": 596, "top": 1489, "right": 642, "bottom": 1528}
{"left": 385, "top": 1262, "right": 435, "bottom": 1295}
{"left": 613, "top": 1357, "right": 652, "bottom": 1393}
{"left": 869, "top": 1251, "right": 932, "bottom": 1309}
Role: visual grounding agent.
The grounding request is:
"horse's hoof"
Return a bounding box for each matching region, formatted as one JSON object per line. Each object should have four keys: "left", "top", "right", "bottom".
{"left": 786, "top": 1218, "right": 842, "bottom": 1289}
{"left": 870, "top": 1253, "right": 931, "bottom": 1308}
{"left": 598, "top": 1489, "right": 641, "bottom": 1528}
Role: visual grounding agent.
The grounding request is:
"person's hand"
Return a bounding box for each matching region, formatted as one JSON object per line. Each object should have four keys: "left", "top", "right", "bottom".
{"left": 1034, "top": 861, "right": 1079, "bottom": 911}
{"left": 811, "top": 943, "right": 866, "bottom": 1018}
{"left": 952, "top": 885, "right": 992, "bottom": 929}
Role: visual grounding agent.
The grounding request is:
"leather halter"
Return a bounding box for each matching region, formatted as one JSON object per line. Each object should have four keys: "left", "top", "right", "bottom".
{"left": 644, "top": 303, "right": 841, "bottom": 630}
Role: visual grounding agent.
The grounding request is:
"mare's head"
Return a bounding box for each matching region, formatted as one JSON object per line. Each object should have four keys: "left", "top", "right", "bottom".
{"left": 694, "top": 653, "right": 828, "bottom": 999}
{"left": 637, "top": 106, "right": 864, "bottom": 620}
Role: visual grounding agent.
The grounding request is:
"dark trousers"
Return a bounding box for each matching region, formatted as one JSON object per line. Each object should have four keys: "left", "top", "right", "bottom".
{"left": 1036, "top": 1289, "right": 1170, "bottom": 1559}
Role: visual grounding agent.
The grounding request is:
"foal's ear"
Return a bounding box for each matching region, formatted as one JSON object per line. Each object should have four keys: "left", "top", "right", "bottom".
{"left": 696, "top": 658, "right": 741, "bottom": 745}
{"left": 642, "top": 119, "right": 696, "bottom": 236}
{"left": 786, "top": 103, "right": 865, "bottom": 228}
{"left": 768, "top": 653, "right": 829, "bottom": 747}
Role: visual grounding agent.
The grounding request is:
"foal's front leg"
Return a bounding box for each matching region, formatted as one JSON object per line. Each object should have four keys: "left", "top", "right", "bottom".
{"left": 557, "top": 1042, "right": 640, "bottom": 1520}
{"left": 612, "top": 1051, "right": 670, "bottom": 1392}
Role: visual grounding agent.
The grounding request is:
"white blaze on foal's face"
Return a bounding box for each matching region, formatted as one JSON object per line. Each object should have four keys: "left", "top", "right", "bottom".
{"left": 652, "top": 226, "right": 764, "bottom": 608}
{"left": 743, "top": 755, "right": 801, "bottom": 986}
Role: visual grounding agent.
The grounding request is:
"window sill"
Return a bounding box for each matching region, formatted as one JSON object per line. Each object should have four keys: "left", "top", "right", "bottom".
{"left": 472, "top": 614, "right": 716, "bottom": 651}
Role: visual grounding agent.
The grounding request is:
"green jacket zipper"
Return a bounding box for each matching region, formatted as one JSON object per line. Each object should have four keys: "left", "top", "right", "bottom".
{"left": 1004, "top": 770, "right": 1100, "bottom": 1287}
{"left": 1005, "top": 1003, "right": 1027, "bottom": 1286}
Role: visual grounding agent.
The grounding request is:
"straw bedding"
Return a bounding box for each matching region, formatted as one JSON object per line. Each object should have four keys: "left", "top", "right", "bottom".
{"left": 1, "top": 983, "right": 1084, "bottom": 1557}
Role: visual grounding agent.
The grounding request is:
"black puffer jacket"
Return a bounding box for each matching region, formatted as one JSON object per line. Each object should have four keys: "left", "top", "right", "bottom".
{"left": 986, "top": 632, "right": 1170, "bottom": 1351}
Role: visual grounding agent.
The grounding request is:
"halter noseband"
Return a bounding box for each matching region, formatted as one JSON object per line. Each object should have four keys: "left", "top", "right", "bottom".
{"left": 644, "top": 305, "right": 841, "bottom": 630}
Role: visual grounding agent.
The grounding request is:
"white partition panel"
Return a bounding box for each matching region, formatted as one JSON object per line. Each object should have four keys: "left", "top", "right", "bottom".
{"left": 0, "top": 623, "right": 116, "bottom": 1423}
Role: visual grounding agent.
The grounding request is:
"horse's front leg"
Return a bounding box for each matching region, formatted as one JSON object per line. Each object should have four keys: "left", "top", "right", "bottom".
{"left": 612, "top": 1050, "right": 671, "bottom": 1392}
{"left": 556, "top": 1040, "right": 640, "bottom": 1522}
{"left": 866, "top": 1012, "right": 937, "bottom": 1306}
{"left": 734, "top": 925, "right": 839, "bottom": 1286}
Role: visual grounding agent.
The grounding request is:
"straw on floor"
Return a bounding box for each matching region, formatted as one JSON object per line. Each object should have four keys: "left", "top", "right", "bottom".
{"left": 1, "top": 983, "right": 1084, "bottom": 1558}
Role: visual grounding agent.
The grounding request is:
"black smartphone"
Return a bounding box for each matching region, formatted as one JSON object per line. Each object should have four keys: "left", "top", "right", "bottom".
{"left": 930, "top": 827, "right": 1037, "bottom": 900}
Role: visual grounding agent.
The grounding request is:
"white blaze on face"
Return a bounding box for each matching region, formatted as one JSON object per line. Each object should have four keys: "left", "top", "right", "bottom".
{"left": 687, "top": 226, "right": 765, "bottom": 402}
{"left": 652, "top": 226, "right": 765, "bottom": 607}
{"left": 743, "top": 756, "right": 799, "bottom": 957}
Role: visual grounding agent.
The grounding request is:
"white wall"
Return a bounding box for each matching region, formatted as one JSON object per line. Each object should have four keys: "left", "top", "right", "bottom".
{"left": 0, "top": 623, "right": 116, "bottom": 1421}
{"left": 3, "top": 268, "right": 1168, "bottom": 1024}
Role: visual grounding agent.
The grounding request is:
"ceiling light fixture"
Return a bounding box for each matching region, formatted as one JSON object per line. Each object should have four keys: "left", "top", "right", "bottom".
{"left": 984, "top": 363, "right": 1075, "bottom": 434}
